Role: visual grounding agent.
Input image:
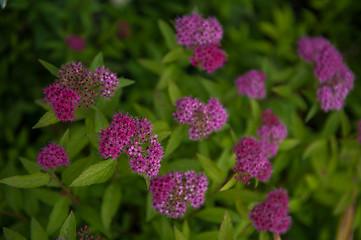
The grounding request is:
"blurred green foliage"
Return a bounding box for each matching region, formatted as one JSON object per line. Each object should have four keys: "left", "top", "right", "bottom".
{"left": 1, "top": 0, "right": 361, "bottom": 240}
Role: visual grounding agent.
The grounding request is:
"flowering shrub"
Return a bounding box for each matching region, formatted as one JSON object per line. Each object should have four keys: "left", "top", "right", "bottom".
{"left": 1, "top": 1, "right": 361, "bottom": 240}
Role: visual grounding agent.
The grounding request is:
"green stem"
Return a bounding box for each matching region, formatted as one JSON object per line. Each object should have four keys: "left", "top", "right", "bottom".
{"left": 49, "top": 170, "right": 79, "bottom": 205}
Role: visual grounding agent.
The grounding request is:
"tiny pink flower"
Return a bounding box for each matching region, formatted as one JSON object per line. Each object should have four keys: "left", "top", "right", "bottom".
{"left": 235, "top": 70, "right": 266, "bottom": 99}
{"left": 297, "top": 36, "right": 331, "bottom": 63}
{"left": 189, "top": 44, "right": 227, "bottom": 73}
{"left": 66, "top": 35, "right": 86, "bottom": 52}
{"left": 92, "top": 66, "right": 119, "bottom": 99}
{"left": 37, "top": 143, "right": 70, "bottom": 169}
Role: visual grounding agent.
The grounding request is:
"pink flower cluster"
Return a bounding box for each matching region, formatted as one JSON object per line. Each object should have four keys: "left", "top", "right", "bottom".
{"left": 249, "top": 189, "right": 291, "bottom": 234}
{"left": 233, "top": 137, "right": 272, "bottom": 184}
{"left": 44, "top": 61, "right": 120, "bottom": 121}
{"left": 233, "top": 109, "right": 286, "bottom": 184}
{"left": 297, "top": 37, "right": 354, "bottom": 111}
{"left": 58, "top": 225, "right": 100, "bottom": 240}
{"left": 175, "top": 13, "right": 227, "bottom": 73}
{"left": 37, "top": 143, "right": 70, "bottom": 169}
{"left": 149, "top": 171, "right": 208, "bottom": 218}
{"left": 173, "top": 96, "right": 228, "bottom": 140}
{"left": 98, "top": 112, "right": 163, "bottom": 177}
{"left": 65, "top": 35, "right": 86, "bottom": 52}
{"left": 44, "top": 83, "right": 80, "bottom": 121}
{"left": 235, "top": 70, "right": 266, "bottom": 99}
{"left": 257, "top": 109, "right": 287, "bottom": 158}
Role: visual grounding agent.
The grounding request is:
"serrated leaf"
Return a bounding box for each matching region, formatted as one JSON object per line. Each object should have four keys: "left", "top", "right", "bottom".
{"left": 118, "top": 77, "right": 135, "bottom": 88}
{"left": 32, "top": 110, "right": 60, "bottom": 129}
{"left": 219, "top": 176, "right": 236, "bottom": 192}
{"left": 101, "top": 182, "right": 122, "bottom": 231}
{"left": 70, "top": 159, "right": 116, "bottom": 187}
{"left": 58, "top": 211, "right": 76, "bottom": 240}
{"left": 218, "top": 211, "right": 234, "bottom": 240}
{"left": 197, "top": 154, "right": 224, "bottom": 183}
{"left": 46, "top": 197, "right": 70, "bottom": 235}
{"left": 38, "top": 59, "right": 59, "bottom": 77}
{"left": 89, "top": 52, "right": 104, "bottom": 72}
{"left": 174, "top": 226, "right": 187, "bottom": 240}
{"left": 0, "top": 173, "right": 49, "bottom": 188}
{"left": 158, "top": 19, "right": 177, "bottom": 49}
{"left": 165, "top": 125, "right": 187, "bottom": 157}
{"left": 162, "top": 47, "right": 184, "bottom": 63}
{"left": 31, "top": 218, "right": 49, "bottom": 240}
{"left": 59, "top": 129, "right": 70, "bottom": 148}
{"left": 20, "top": 157, "right": 41, "bottom": 174}
{"left": 3, "top": 227, "right": 27, "bottom": 240}
{"left": 168, "top": 81, "right": 182, "bottom": 105}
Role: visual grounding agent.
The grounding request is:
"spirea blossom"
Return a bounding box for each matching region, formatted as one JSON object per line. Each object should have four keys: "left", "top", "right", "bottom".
{"left": 189, "top": 44, "right": 227, "bottom": 73}
{"left": 65, "top": 35, "right": 86, "bottom": 52}
{"left": 92, "top": 66, "right": 119, "bottom": 99}
{"left": 173, "top": 96, "right": 228, "bottom": 140}
{"left": 175, "top": 13, "right": 223, "bottom": 48}
{"left": 98, "top": 113, "right": 164, "bottom": 177}
{"left": 233, "top": 137, "right": 272, "bottom": 184}
{"left": 235, "top": 70, "right": 266, "bottom": 99}
{"left": 297, "top": 36, "right": 354, "bottom": 112}
{"left": 149, "top": 171, "right": 208, "bottom": 218}
{"left": 58, "top": 225, "right": 100, "bottom": 240}
{"left": 257, "top": 109, "right": 287, "bottom": 158}
{"left": 37, "top": 143, "right": 70, "bottom": 169}
{"left": 43, "top": 83, "right": 80, "bottom": 122}
{"left": 249, "top": 189, "right": 291, "bottom": 234}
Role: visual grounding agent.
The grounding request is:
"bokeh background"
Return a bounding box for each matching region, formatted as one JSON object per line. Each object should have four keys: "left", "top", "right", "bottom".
{"left": 1, "top": 0, "right": 361, "bottom": 239}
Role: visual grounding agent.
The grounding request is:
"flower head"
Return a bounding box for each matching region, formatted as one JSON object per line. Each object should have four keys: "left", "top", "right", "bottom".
{"left": 92, "top": 66, "right": 119, "bottom": 99}
{"left": 175, "top": 13, "right": 223, "bottom": 48}
{"left": 249, "top": 189, "right": 291, "bottom": 234}
{"left": 233, "top": 137, "right": 272, "bottom": 184}
{"left": 37, "top": 143, "right": 70, "bottom": 169}
{"left": 189, "top": 44, "right": 227, "bottom": 73}
{"left": 235, "top": 70, "right": 266, "bottom": 99}
{"left": 150, "top": 171, "right": 208, "bottom": 218}
{"left": 297, "top": 36, "right": 331, "bottom": 63}
{"left": 65, "top": 35, "right": 86, "bottom": 52}
{"left": 173, "top": 96, "right": 228, "bottom": 140}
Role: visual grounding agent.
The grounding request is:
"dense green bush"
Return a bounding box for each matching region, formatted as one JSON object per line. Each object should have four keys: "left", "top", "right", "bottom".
{"left": 1, "top": 0, "right": 361, "bottom": 239}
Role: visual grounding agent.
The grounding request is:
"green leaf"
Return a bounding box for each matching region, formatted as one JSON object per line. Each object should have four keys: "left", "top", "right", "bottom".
{"left": 168, "top": 80, "right": 182, "bottom": 105}
{"left": 193, "top": 231, "right": 219, "bottom": 240}
{"left": 38, "top": 59, "right": 59, "bottom": 77}
{"left": 305, "top": 103, "right": 319, "bottom": 123}
{"left": 70, "top": 159, "right": 116, "bottom": 187}
{"left": 101, "top": 182, "right": 122, "bottom": 231}
{"left": 138, "top": 59, "right": 165, "bottom": 75}
{"left": 146, "top": 192, "right": 157, "bottom": 222}
{"left": 157, "top": 65, "right": 177, "bottom": 90}
{"left": 133, "top": 103, "right": 157, "bottom": 122}
{"left": 201, "top": 78, "right": 221, "bottom": 99}
{"left": 182, "top": 220, "right": 190, "bottom": 239}
{"left": 58, "top": 211, "right": 76, "bottom": 240}
{"left": 3, "top": 227, "right": 27, "bottom": 240}
{"left": 118, "top": 77, "right": 135, "bottom": 88}
{"left": 32, "top": 110, "right": 60, "bottom": 129}
{"left": 23, "top": 190, "right": 40, "bottom": 216}
{"left": 19, "top": 157, "right": 41, "bottom": 174}
{"left": 93, "top": 107, "right": 109, "bottom": 132}
{"left": 219, "top": 176, "right": 236, "bottom": 192}
{"left": 59, "top": 129, "right": 70, "bottom": 148}
{"left": 218, "top": 211, "right": 234, "bottom": 240}
{"left": 158, "top": 19, "right": 177, "bottom": 49}
{"left": 162, "top": 47, "right": 185, "bottom": 63}
{"left": 165, "top": 125, "right": 187, "bottom": 157}
{"left": 89, "top": 52, "right": 104, "bottom": 72}
{"left": 31, "top": 218, "right": 49, "bottom": 240}
{"left": 197, "top": 154, "right": 224, "bottom": 183}
{"left": 174, "top": 226, "right": 187, "bottom": 240}
{"left": 46, "top": 197, "right": 70, "bottom": 235}
{"left": 278, "top": 139, "right": 300, "bottom": 151}
{"left": 62, "top": 157, "right": 93, "bottom": 186}
{"left": 0, "top": 173, "right": 49, "bottom": 188}
{"left": 321, "top": 111, "right": 342, "bottom": 137}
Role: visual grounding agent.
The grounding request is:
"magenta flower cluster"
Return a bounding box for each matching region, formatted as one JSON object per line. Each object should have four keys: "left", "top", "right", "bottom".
{"left": 37, "top": 143, "right": 70, "bottom": 169}
{"left": 173, "top": 96, "right": 228, "bottom": 140}
{"left": 149, "top": 171, "right": 208, "bottom": 218}
{"left": 249, "top": 189, "right": 291, "bottom": 234}
{"left": 297, "top": 37, "right": 354, "bottom": 111}
{"left": 233, "top": 109, "right": 287, "bottom": 184}
{"left": 44, "top": 62, "right": 120, "bottom": 121}
{"left": 175, "top": 13, "right": 227, "bottom": 73}
{"left": 235, "top": 70, "right": 267, "bottom": 99}
{"left": 65, "top": 35, "right": 86, "bottom": 52}
{"left": 58, "top": 225, "right": 100, "bottom": 240}
{"left": 98, "top": 112, "right": 163, "bottom": 177}
{"left": 233, "top": 137, "right": 272, "bottom": 184}
{"left": 257, "top": 109, "right": 287, "bottom": 158}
